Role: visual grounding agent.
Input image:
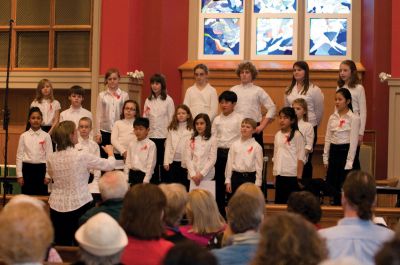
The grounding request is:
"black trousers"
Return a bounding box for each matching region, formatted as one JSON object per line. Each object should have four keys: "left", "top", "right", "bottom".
{"left": 21, "top": 162, "right": 48, "bottom": 195}
{"left": 275, "top": 175, "right": 300, "bottom": 204}
{"left": 231, "top": 171, "right": 256, "bottom": 196}
{"left": 302, "top": 126, "right": 318, "bottom": 180}
{"left": 129, "top": 169, "right": 146, "bottom": 186}
{"left": 214, "top": 148, "right": 229, "bottom": 216}
{"left": 165, "top": 161, "right": 189, "bottom": 191}
{"left": 150, "top": 138, "right": 166, "bottom": 184}
{"left": 99, "top": 130, "right": 111, "bottom": 158}
{"left": 253, "top": 122, "right": 264, "bottom": 153}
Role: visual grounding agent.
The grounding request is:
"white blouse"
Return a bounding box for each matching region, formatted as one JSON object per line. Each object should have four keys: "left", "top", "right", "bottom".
{"left": 47, "top": 148, "right": 116, "bottom": 212}
{"left": 60, "top": 106, "right": 93, "bottom": 127}
{"left": 164, "top": 122, "right": 192, "bottom": 165}
{"left": 224, "top": 137, "right": 263, "bottom": 186}
{"left": 298, "top": 119, "right": 315, "bottom": 163}
{"left": 184, "top": 83, "right": 218, "bottom": 121}
{"left": 185, "top": 135, "right": 217, "bottom": 181}
{"left": 212, "top": 111, "right": 243, "bottom": 149}
{"left": 75, "top": 137, "right": 101, "bottom": 178}
{"left": 111, "top": 118, "right": 136, "bottom": 155}
{"left": 31, "top": 99, "right": 61, "bottom": 126}
{"left": 143, "top": 95, "right": 175, "bottom": 138}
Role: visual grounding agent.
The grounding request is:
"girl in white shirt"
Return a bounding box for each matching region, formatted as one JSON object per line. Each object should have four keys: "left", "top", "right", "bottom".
{"left": 143, "top": 73, "right": 175, "bottom": 184}
{"left": 273, "top": 107, "right": 305, "bottom": 204}
{"left": 183, "top": 63, "right": 218, "bottom": 121}
{"left": 16, "top": 107, "right": 53, "bottom": 195}
{"left": 30, "top": 79, "right": 61, "bottom": 135}
{"left": 292, "top": 98, "right": 315, "bottom": 180}
{"left": 323, "top": 88, "right": 360, "bottom": 205}
{"left": 163, "top": 104, "right": 194, "bottom": 191}
{"left": 111, "top": 100, "right": 140, "bottom": 160}
{"left": 186, "top": 113, "right": 217, "bottom": 189}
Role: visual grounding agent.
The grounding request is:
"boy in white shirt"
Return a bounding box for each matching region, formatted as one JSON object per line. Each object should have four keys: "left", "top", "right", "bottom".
{"left": 212, "top": 91, "right": 243, "bottom": 215}
{"left": 225, "top": 118, "right": 263, "bottom": 196}
{"left": 124, "top": 117, "right": 157, "bottom": 185}
{"left": 60, "top": 85, "right": 93, "bottom": 127}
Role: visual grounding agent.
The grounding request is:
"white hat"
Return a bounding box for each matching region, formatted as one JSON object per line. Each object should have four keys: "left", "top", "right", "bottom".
{"left": 75, "top": 212, "right": 128, "bottom": 256}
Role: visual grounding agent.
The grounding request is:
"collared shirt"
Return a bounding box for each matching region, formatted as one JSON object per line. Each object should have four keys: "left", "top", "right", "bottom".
{"left": 59, "top": 106, "right": 93, "bottom": 127}
{"left": 185, "top": 135, "right": 217, "bottom": 180}
{"left": 47, "top": 147, "right": 116, "bottom": 212}
{"left": 273, "top": 130, "right": 305, "bottom": 177}
{"left": 323, "top": 110, "right": 360, "bottom": 169}
{"left": 31, "top": 99, "right": 61, "bottom": 126}
{"left": 164, "top": 122, "right": 192, "bottom": 165}
{"left": 75, "top": 137, "right": 101, "bottom": 178}
{"left": 285, "top": 83, "right": 324, "bottom": 126}
{"left": 337, "top": 84, "right": 367, "bottom": 136}
{"left": 184, "top": 83, "right": 218, "bottom": 121}
{"left": 298, "top": 119, "right": 314, "bottom": 163}
{"left": 16, "top": 128, "right": 53, "bottom": 178}
{"left": 225, "top": 137, "right": 263, "bottom": 186}
{"left": 95, "top": 88, "right": 129, "bottom": 134}
{"left": 230, "top": 83, "right": 276, "bottom": 122}
{"left": 124, "top": 138, "right": 157, "bottom": 183}
{"left": 319, "top": 217, "right": 394, "bottom": 265}
{"left": 212, "top": 111, "right": 243, "bottom": 149}
{"left": 143, "top": 95, "right": 175, "bottom": 138}
{"left": 111, "top": 118, "right": 136, "bottom": 155}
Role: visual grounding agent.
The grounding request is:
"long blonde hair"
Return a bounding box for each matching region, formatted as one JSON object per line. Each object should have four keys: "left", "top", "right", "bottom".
{"left": 35, "top": 79, "right": 54, "bottom": 103}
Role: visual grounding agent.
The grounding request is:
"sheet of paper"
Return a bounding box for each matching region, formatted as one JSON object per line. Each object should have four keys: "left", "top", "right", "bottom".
{"left": 189, "top": 180, "right": 216, "bottom": 198}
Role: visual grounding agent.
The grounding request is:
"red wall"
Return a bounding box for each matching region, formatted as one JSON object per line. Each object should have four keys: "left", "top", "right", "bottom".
{"left": 392, "top": 1, "right": 400, "bottom": 77}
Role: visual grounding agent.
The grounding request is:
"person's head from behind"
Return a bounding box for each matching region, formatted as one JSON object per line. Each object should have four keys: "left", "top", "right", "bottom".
{"left": 69, "top": 85, "right": 85, "bottom": 108}
{"left": 375, "top": 237, "right": 400, "bottom": 265}
{"left": 186, "top": 189, "right": 225, "bottom": 235}
{"left": 99, "top": 171, "right": 129, "bottom": 201}
{"left": 241, "top": 118, "right": 257, "bottom": 140}
{"left": 53, "top": 120, "right": 77, "bottom": 151}
{"left": 159, "top": 183, "right": 188, "bottom": 227}
{"left": 120, "top": 184, "right": 167, "bottom": 240}
{"left": 26, "top": 107, "right": 43, "bottom": 131}
{"left": 235, "top": 183, "right": 265, "bottom": 209}
{"left": 78, "top": 117, "right": 92, "bottom": 139}
{"left": 292, "top": 98, "right": 309, "bottom": 122}
{"left": 193, "top": 113, "right": 212, "bottom": 140}
{"left": 287, "top": 191, "right": 322, "bottom": 225}
{"left": 342, "top": 170, "right": 376, "bottom": 220}
{"left": 335, "top": 87, "right": 353, "bottom": 113}
{"left": 278, "top": 107, "right": 299, "bottom": 142}
{"left": 0, "top": 203, "right": 53, "bottom": 264}
{"left": 251, "top": 212, "right": 327, "bottom": 265}
{"left": 75, "top": 212, "right": 128, "bottom": 265}
{"left": 36, "top": 78, "right": 54, "bottom": 102}
{"left": 162, "top": 241, "right": 218, "bottom": 265}
{"left": 236, "top": 61, "right": 258, "bottom": 84}
{"left": 120, "top": 99, "right": 140, "bottom": 120}
{"left": 133, "top": 117, "right": 150, "bottom": 141}
{"left": 150, "top": 73, "right": 167, "bottom": 100}
{"left": 218, "top": 90, "right": 237, "bottom": 116}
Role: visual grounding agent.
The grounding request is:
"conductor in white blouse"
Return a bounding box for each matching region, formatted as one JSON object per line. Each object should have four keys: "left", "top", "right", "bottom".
{"left": 46, "top": 120, "right": 116, "bottom": 246}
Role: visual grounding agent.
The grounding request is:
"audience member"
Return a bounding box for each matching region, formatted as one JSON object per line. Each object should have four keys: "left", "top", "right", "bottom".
{"left": 163, "top": 241, "right": 218, "bottom": 265}
{"left": 374, "top": 237, "right": 400, "bottom": 265}
{"left": 287, "top": 191, "right": 322, "bottom": 228}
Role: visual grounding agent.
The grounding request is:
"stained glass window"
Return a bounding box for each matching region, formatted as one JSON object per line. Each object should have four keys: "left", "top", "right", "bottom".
{"left": 309, "top": 18, "right": 347, "bottom": 56}
{"left": 254, "top": 0, "right": 297, "bottom": 13}
{"left": 204, "top": 18, "right": 240, "bottom": 55}
{"left": 307, "top": 0, "right": 351, "bottom": 14}
{"left": 256, "top": 18, "right": 293, "bottom": 55}
{"left": 202, "top": 0, "right": 243, "bottom": 14}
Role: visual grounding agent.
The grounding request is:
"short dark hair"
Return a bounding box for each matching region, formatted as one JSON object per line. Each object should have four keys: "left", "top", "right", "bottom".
{"left": 69, "top": 85, "right": 85, "bottom": 96}
{"left": 375, "top": 238, "right": 400, "bottom": 265}
{"left": 287, "top": 191, "right": 322, "bottom": 225}
{"left": 162, "top": 241, "right": 217, "bottom": 265}
{"left": 218, "top": 90, "right": 237, "bottom": 103}
{"left": 193, "top": 63, "right": 209, "bottom": 74}
{"left": 120, "top": 184, "right": 167, "bottom": 240}
{"left": 133, "top": 117, "right": 149, "bottom": 129}
{"left": 343, "top": 170, "right": 376, "bottom": 220}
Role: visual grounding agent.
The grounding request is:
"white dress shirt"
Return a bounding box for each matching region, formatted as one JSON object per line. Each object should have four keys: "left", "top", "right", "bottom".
{"left": 185, "top": 135, "right": 217, "bottom": 181}
{"left": 337, "top": 84, "right": 367, "bottom": 136}
{"left": 224, "top": 137, "right": 263, "bottom": 186}
{"left": 60, "top": 106, "right": 93, "bottom": 127}
{"left": 111, "top": 118, "right": 136, "bottom": 155}
{"left": 273, "top": 130, "right": 305, "bottom": 177}
{"left": 298, "top": 119, "right": 315, "bottom": 163}
{"left": 323, "top": 110, "right": 360, "bottom": 170}
{"left": 47, "top": 147, "right": 116, "bottom": 212}
{"left": 285, "top": 84, "right": 324, "bottom": 127}
{"left": 212, "top": 111, "right": 243, "bottom": 149}
{"left": 16, "top": 128, "right": 53, "bottom": 178}
{"left": 75, "top": 137, "right": 101, "bottom": 178}
{"left": 184, "top": 83, "right": 218, "bottom": 121}
{"left": 230, "top": 83, "right": 276, "bottom": 122}
{"left": 124, "top": 138, "right": 157, "bottom": 183}
{"left": 31, "top": 99, "right": 61, "bottom": 126}
{"left": 143, "top": 95, "right": 175, "bottom": 138}
{"left": 95, "top": 88, "right": 129, "bottom": 135}
{"left": 164, "top": 122, "right": 192, "bottom": 166}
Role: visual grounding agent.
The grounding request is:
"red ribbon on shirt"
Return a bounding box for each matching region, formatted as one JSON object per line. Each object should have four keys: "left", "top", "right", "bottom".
{"left": 285, "top": 135, "right": 291, "bottom": 146}
{"left": 339, "top": 119, "right": 345, "bottom": 128}
{"left": 247, "top": 146, "right": 253, "bottom": 154}
{"left": 140, "top": 144, "right": 148, "bottom": 151}
{"left": 144, "top": 106, "right": 150, "bottom": 115}
{"left": 39, "top": 140, "right": 46, "bottom": 152}
{"left": 190, "top": 139, "right": 195, "bottom": 150}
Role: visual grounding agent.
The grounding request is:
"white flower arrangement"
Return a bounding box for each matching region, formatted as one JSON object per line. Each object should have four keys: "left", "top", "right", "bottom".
{"left": 127, "top": 70, "right": 144, "bottom": 79}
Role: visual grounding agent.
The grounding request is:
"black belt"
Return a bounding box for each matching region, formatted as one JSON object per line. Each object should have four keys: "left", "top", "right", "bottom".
{"left": 232, "top": 171, "right": 256, "bottom": 178}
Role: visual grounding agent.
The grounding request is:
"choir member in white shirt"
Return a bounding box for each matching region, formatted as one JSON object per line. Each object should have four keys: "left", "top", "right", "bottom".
{"left": 230, "top": 61, "right": 276, "bottom": 150}
{"left": 163, "top": 104, "right": 193, "bottom": 191}
{"left": 292, "top": 98, "right": 315, "bottom": 180}
{"left": 273, "top": 107, "right": 305, "bottom": 204}
{"left": 59, "top": 85, "right": 93, "bottom": 127}
{"left": 95, "top": 68, "right": 129, "bottom": 158}
{"left": 143, "top": 73, "right": 175, "bottom": 184}
{"left": 212, "top": 91, "right": 243, "bottom": 215}
{"left": 124, "top": 117, "right": 157, "bottom": 185}
{"left": 111, "top": 100, "right": 139, "bottom": 160}
{"left": 337, "top": 59, "right": 366, "bottom": 169}
{"left": 323, "top": 88, "right": 360, "bottom": 205}
{"left": 30, "top": 79, "right": 61, "bottom": 135}
{"left": 225, "top": 118, "right": 263, "bottom": 196}
{"left": 46, "top": 120, "right": 116, "bottom": 245}
{"left": 185, "top": 113, "right": 217, "bottom": 188}
{"left": 16, "top": 107, "right": 53, "bottom": 195}
{"left": 183, "top": 63, "right": 218, "bottom": 121}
